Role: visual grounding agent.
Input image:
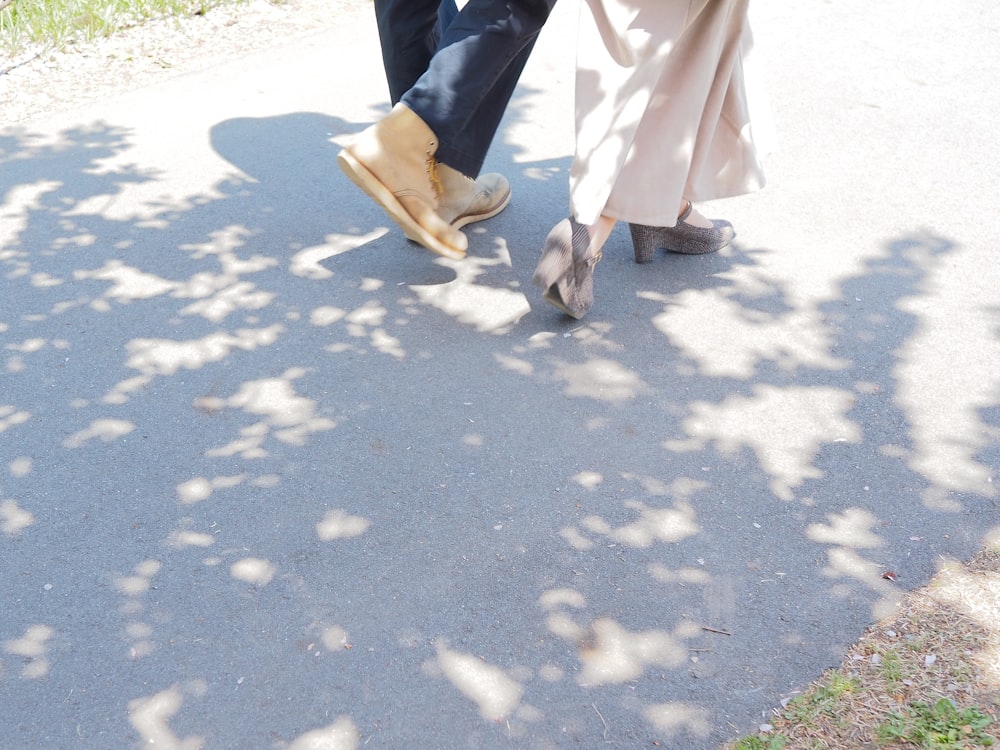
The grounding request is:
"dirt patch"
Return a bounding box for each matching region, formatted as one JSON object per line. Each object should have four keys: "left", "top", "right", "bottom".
{"left": 0, "top": 0, "right": 366, "bottom": 124}
{"left": 728, "top": 546, "right": 1000, "bottom": 749}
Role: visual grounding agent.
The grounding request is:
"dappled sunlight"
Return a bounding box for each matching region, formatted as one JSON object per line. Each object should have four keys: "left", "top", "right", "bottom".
{"left": 1, "top": 499, "right": 35, "bottom": 535}
{"left": 667, "top": 385, "right": 861, "bottom": 501}
{"left": 115, "top": 558, "right": 162, "bottom": 596}
{"left": 560, "top": 525, "right": 596, "bottom": 550}
{"left": 540, "top": 587, "right": 589, "bottom": 640}
{"left": 1, "top": 180, "right": 61, "bottom": 247}
{"left": 6, "top": 336, "right": 67, "bottom": 353}
{"left": 311, "top": 296, "right": 408, "bottom": 360}
{"left": 1, "top": 20, "right": 996, "bottom": 744}
{"left": 408, "top": 242, "right": 530, "bottom": 334}
{"left": 315, "top": 509, "right": 370, "bottom": 541}
{"left": 75, "top": 259, "right": 177, "bottom": 303}
{"left": 579, "top": 498, "right": 699, "bottom": 548}
{"left": 493, "top": 351, "right": 534, "bottom": 376}
{"left": 0, "top": 404, "right": 31, "bottom": 432}
{"left": 647, "top": 564, "right": 712, "bottom": 587}
{"left": 128, "top": 684, "right": 206, "bottom": 750}
{"left": 214, "top": 368, "right": 334, "bottom": 437}
{"left": 539, "top": 588, "right": 696, "bottom": 686}
{"left": 62, "top": 417, "right": 135, "bottom": 448}
{"left": 8, "top": 456, "right": 32, "bottom": 477}
{"left": 309, "top": 305, "right": 347, "bottom": 327}
{"left": 178, "top": 279, "right": 274, "bottom": 323}
{"left": 577, "top": 618, "right": 693, "bottom": 687}
{"left": 807, "top": 508, "right": 883, "bottom": 549}
{"left": 551, "top": 357, "right": 647, "bottom": 403}
{"left": 319, "top": 625, "right": 351, "bottom": 651}
{"left": 198, "top": 368, "right": 336, "bottom": 458}
{"left": 561, "top": 478, "right": 705, "bottom": 550}
{"left": 166, "top": 526, "right": 216, "bottom": 549}
{"left": 179, "top": 225, "right": 276, "bottom": 276}
{"left": 648, "top": 289, "right": 848, "bottom": 378}
{"left": 341, "top": 299, "right": 406, "bottom": 359}
{"left": 173, "top": 226, "right": 278, "bottom": 323}
{"left": 823, "top": 548, "right": 901, "bottom": 620}
{"left": 287, "top": 716, "right": 360, "bottom": 750}
{"left": 572, "top": 470, "right": 603, "bottom": 488}
{"left": 75, "top": 226, "right": 277, "bottom": 321}
{"left": 927, "top": 537, "right": 1000, "bottom": 692}
{"left": 895, "top": 307, "right": 999, "bottom": 504}
{"left": 230, "top": 556, "right": 276, "bottom": 586}
{"left": 115, "top": 559, "right": 162, "bottom": 659}
{"left": 105, "top": 325, "right": 284, "bottom": 404}
{"left": 3, "top": 623, "right": 54, "bottom": 678}
{"left": 291, "top": 228, "right": 388, "bottom": 280}
{"left": 643, "top": 702, "right": 713, "bottom": 740}
{"left": 176, "top": 473, "right": 246, "bottom": 505}
{"left": 4, "top": 336, "right": 70, "bottom": 375}
{"left": 431, "top": 640, "right": 525, "bottom": 721}
{"left": 807, "top": 508, "right": 903, "bottom": 617}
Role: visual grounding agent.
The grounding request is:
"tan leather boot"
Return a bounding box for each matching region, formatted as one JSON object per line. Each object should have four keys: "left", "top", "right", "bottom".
{"left": 402, "top": 165, "right": 512, "bottom": 243}
{"left": 338, "top": 103, "right": 468, "bottom": 259}
{"left": 436, "top": 165, "right": 511, "bottom": 229}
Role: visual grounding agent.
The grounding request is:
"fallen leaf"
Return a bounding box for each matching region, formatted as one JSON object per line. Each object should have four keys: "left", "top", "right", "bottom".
{"left": 882, "top": 571, "right": 897, "bottom": 581}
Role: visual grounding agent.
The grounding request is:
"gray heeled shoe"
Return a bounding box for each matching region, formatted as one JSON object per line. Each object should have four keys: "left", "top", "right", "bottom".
{"left": 629, "top": 201, "right": 735, "bottom": 263}
{"left": 532, "top": 218, "right": 602, "bottom": 319}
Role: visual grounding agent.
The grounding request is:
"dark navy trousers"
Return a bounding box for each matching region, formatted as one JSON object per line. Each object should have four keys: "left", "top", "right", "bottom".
{"left": 374, "top": 0, "right": 558, "bottom": 177}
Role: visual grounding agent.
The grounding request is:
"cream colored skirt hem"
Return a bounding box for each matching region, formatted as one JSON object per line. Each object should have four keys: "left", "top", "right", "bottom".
{"left": 569, "top": 0, "right": 771, "bottom": 227}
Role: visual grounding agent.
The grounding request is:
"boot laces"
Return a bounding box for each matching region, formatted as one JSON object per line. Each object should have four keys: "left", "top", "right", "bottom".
{"left": 425, "top": 154, "right": 443, "bottom": 199}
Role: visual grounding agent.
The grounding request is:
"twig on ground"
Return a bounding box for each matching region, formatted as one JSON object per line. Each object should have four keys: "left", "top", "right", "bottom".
{"left": 702, "top": 625, "right": 732, "bottom": 636}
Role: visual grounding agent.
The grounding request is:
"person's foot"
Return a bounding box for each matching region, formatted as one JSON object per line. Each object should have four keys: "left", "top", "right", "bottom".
{"left": 436, "top": 165, "right": 511, "bottom": 229}
{"left": 676, "top": 198, "right": 714, "bottom": 228}
{"left": 337, "top": 103, "right": 468, "bottom": 259}
{"left": 532, "top": 216, "right": 613, "bottom": 319}
{"left": 629, "top": 201, "right": 735, "bottom": 262}
{"left": 401, "top": 166, "right": 511, "bottom": 244}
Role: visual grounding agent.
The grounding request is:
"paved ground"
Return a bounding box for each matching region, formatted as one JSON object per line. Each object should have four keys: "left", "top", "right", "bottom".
{"left": 1, "top": 2, "right": 998, "bottom": 748}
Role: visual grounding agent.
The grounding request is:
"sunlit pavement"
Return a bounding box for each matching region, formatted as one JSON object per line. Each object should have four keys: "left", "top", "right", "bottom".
{"left": 1, "top": 3, "right": 998, "bottom": 748}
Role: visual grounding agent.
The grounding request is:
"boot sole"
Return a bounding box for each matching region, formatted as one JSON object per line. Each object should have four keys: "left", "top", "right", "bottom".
{"left": 450, "top": 185, "right": 512, "bottom": 230}
{"left": 402, "top": 184, "right": 512, "bottom": 243}
{"left": 337, "top": 149, "right": 466, "bottom": 260}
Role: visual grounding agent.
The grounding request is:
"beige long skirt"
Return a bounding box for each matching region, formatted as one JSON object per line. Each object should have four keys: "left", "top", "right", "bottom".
{"left": 570, "top": 0, "right": 770, "bottom": 226}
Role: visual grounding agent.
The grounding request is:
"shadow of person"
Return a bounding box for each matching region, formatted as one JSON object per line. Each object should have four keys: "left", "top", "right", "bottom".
{"left": 209, "top": 112, "right": 458, "bottom": 287}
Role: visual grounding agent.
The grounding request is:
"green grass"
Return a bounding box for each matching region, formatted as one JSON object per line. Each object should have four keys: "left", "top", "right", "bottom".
{"left": 1, "top": 0, "right": 247, "bottom": 56}
{"left": 723, "top": 547, "right": 1000, "bottom": 750}
{"left": 876, "top": 698, "right": 997, "bottom": 749}
{"left": 878, "top": 647, "right": 904, "bottom": 689}
{"left": 781, "top": 671, "right": 860, "bottom": 726}
{"left": 732, "top": 736, "right": 788, "bottom": 750}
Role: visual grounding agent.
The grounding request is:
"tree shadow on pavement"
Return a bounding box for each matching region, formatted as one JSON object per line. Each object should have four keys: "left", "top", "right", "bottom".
{"left": 1, "top": 105, "right": 997, "bottom": 750}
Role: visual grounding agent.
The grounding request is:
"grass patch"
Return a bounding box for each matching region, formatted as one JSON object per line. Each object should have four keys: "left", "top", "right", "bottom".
{"left": 723, "top": 548, "right": 1000, "bottom": 749}
{"left": 732, "top": 736, "right": 788, "bottom": 750}
{"left": 1, "top": 0, "right": 247, "bottom": 56}
{"left": 782, "top": 671, "right": 860, "bottom": 727}
{"left": 876, "top": 698, "right": 996, "bottom": 748}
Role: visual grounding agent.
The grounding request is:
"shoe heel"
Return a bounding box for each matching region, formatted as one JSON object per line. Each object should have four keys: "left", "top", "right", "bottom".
{"left": 533, "top": 218, "right": 598, "bottom": 319}
{"left": 629, "top": 223, "right": 662, "bottom": 264}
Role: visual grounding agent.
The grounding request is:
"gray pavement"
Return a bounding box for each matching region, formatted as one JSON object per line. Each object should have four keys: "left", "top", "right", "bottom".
{"left": 2, "top": 2, "right": 999, "bottom": 748}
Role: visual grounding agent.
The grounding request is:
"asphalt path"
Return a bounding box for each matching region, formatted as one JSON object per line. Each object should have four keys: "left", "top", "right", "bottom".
{"left": 1, "top": 2, "right": 998, "bottom": 748}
